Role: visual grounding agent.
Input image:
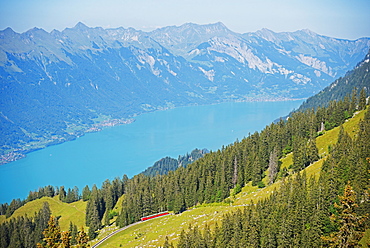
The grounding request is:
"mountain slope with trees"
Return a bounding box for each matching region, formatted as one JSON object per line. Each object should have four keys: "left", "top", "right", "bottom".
{"left": 1, "top": 101, "right": 367, "bottom": 248}
{"left": 141, "top": 148, "right": 209, "bottom": 177}
{"left": 175, "top": 108, "right": 370, "bottom": 247}
{"left": 97, "top": 101, "right": 369, "bottom": 247}
{"left": 297, "top": 49, "right": 370, "bottom": 112}
{"left": 0, "top": 49, "right": 369, "bottom": 247}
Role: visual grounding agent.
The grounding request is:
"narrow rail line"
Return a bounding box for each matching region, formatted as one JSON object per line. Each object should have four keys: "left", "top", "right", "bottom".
{"left": 91, "top": 222, "right": 141, "bottom": 248}
{"left": 91, "top": 213, "right": 171, "bottom": 247}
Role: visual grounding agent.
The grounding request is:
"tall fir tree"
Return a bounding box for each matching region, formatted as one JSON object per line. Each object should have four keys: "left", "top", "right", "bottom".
{"left": 60, "top": 231, "right": 71, "bottom": 248}
{"left": 38, "top": 216, "right": 61, "bottom": 248}
{"left": 268, "top": 146, "right": 279, "bottom": 185}
{"left": 69, "top": 222, "right": 78, "bottom": 245}
{"left": 322, "top": 182, "right": 368, "bottom": 247}
{"left": 359, "top": 88, "right": 367, "bottom": 110}
{"left": 76, "top": 227, "right": 89, "bottom": 248}
{"left": 82, "top": 185, "right": 91, "bottom": 201}
{"left": 59, "top": 186, "right": 66, "bottom": 202}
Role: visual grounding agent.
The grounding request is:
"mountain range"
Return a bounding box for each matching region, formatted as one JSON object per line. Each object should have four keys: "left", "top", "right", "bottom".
{"left": 1, "top": 22, "right": 370, "bottom": 163}
{"left": 297, "top": 48, "right": 370, "bottom": 112}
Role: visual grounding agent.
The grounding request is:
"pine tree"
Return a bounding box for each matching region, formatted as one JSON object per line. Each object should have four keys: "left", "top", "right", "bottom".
{"left": 69, "top": 222, "right": 78, "bottom": 245}
{"left": 59, "top": 186, "right": 66, "bottom": 202}
{"left": 358, "top": 88, "right": 367, "bottom": 110}
{"left": 82, "top": 185, "right": 91, "bottom": 201}
{"left": 203, "top": 223, "right": 213, "bottom": 248}
{"left": 163, "top": 236, "right": 174, "bottom": 248}
{"left": 268, "top": 147, "right": 279, "bottom": 185}
{"left": 173, "top": 193, "right": 186, "bottom": 214}
{"left": 87, "top": 204, "right": 100, "bottom": 240}
{"left": 39, "top": 216, "right": 61, "bottom": 248}
{"left": 293, "top": 135, "right": 306, "bottom": 172}
{"left": 322, "top": 182, "right": 368, "bottom": 247}
{"left": 60, "top": 231, "right": 71, "bottom": 248}
{"left": 34, "top": 202, "right": 52, "bottom": 245}
{"left": 177, "top": 229, "right": 188, "bottom": 248}
{"left": 307, "top": 137, "right": 319, "bottom": 165}
{"left": 73, "top": 186, "right": 80, "bottom": 202}
{"left": 349, "top": 87, "right": 358, "bottom": 114}
{"left": 9, "top": 226, "right": 23, "bottom": 248}
{"left": 76, "top": 227, "right": 89, "bottom": 248}
{"left": 104, "top": 210, "right": 111, "bottom": 226}
{"left": 66, "top": 188, "right": 74, "bottom": 203}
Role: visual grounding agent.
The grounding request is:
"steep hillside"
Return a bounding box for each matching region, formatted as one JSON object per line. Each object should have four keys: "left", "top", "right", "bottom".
{"left": 1, "top": 103, "right": 367, "bottom": 248}
{"left": 1, "top": 22, "right": 369, "bottom": 164}
{"left": 0, "top": 196, "right": 86, "bottom": 231}
{"left": 93, "top": 107, "right": 369, "bottom": 247}
{"left": 0, "top": 90, "right": 368, "bottom": 247}
{"left": 141, "top": 148, "right": 208, "bottom": 176}
{"left": 297, "top": 49, "right": 370, "bottom": 111}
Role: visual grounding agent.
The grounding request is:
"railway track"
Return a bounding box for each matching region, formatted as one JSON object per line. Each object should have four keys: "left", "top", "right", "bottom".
{"left": 91, "top": 212, "right": 170, "bottom": 247}
{"left": 91, "top": 222, "right": 141, "bottom": 248}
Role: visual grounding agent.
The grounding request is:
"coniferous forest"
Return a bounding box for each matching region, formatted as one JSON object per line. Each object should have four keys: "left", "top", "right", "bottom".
{"left": 0, "top": 86, "right": 369, "bottom": 247}
{"left": 175, "top": 110, "right": 370, "bottom": 247}
{"left": 1, "top": 2, "right": 370, "bottom": 246}
{"left": 1, "top": 49, "right": 370, "bottom": 246}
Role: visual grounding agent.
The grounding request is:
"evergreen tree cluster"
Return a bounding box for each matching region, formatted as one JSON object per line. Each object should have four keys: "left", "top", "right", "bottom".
{"left": 36, "top": 216, "right": 88, "bottom": 248}
{"left": 174, "top": 108, "right": 370, "bottom": 247}
{"left": 0, "top": 202, "right": 51, "bottom": 248}
{"left": 142, "top": 148, "right": 209, "bottom": 177}
{"left": 58, "top": 186, "right": 80, "bottom": 204}
{"left": 84, "top": 177, "right": 128, "bottom": 240}
{"left": 1, "top": 185, "right": 56, "bottom": 218}
{"left": 0, "top": 202, "right": 91, "bottom": 248}
{"left": 1, "top": 84, "right": 368, "bottom": 246}
{"left": 116, "top": 89, "right": 368, "bottom": 231}
{"left": 0, "top": 185, "right": 83, "bottom": 219}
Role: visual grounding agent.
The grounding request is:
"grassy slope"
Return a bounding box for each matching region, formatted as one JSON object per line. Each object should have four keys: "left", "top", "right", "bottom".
{"left": 96, "top": 108, "right": 367, "bottom": 247}
{"left": 0, "top": 109, "right": 366, "bottom": 247}
{"left": 0, "top": 196, "right": 86, "bottom": 230}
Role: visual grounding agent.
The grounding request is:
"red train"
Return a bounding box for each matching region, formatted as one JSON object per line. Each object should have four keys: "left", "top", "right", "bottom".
{"left": 141, "top": 211, "right": 169, "bottom": 221}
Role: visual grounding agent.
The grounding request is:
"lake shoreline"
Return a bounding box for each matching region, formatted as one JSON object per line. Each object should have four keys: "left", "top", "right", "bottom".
{"left": 0, "top": 99, "right": 304, "bottom": 203}
{"left": 0, "top": 118, "right": 135, "bottom": 166}
{"left": 0, "top": 97, "right": 305, "bottom": 166}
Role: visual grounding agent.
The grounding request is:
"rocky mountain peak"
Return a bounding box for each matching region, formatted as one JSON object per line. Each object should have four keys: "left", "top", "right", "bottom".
{"left": 73, "top": 22, "right": 90, "bottom": 31}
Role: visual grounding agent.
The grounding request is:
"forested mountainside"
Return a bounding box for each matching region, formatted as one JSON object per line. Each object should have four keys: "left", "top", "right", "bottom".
{"left": 176, "top": 123, "right": 369, "bottom": 248}
{"left": 114, "top": 88, "right": 369, "bottom": 224}
{"left": 142, "top": 148, "right": 209, "bottom": 177}
{"left": 297, "top": 49, "right": 370, "bottom": 112}
{"left": 0, "top": 87, "right": 368, "bottom": 248}
{"left": 1, "top": 22, "right": 370, "bottom": 164}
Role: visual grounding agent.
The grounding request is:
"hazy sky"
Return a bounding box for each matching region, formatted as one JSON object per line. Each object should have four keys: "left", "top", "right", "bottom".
{"left": 0, "top": 0, "right": 369, "bottom": 39}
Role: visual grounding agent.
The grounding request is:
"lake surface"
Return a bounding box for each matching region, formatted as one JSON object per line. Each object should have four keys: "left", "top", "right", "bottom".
{"left": 0, "top": 100, "right": 302, "bottom": 203}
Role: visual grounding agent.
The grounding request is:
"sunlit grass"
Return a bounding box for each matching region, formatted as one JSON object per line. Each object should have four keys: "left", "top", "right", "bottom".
{"left": 0, "top": 196, "right": 86, "bottom": 231}
{"left": 1, "top": 109, "right": 366, "bottom": 247}
{"left": 98, "top": 108, "right": 367, "bottom": 247}
{"left": 98, "top": 206, "right": 234, "bottom": 247}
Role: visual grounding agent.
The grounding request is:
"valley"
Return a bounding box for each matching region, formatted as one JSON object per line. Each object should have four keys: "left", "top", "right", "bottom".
{"left": 0, "top": 100, "right": 302, "bottom": 204}
{"left": 91, "top": 106, "right": 369, "bottom": 247}
{"left": 1, "top": 105, "right": 368, "bottom": 247}
{"left": 0, "top": 20, "right": 369, "bottom": 248}
{"left": 1, "top": 22, "right": 369, "bottom": 164}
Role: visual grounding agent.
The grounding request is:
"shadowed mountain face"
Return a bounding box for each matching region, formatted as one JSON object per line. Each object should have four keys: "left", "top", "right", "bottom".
{"left": 1, "top": 22, "right": 369, "bottom": 161}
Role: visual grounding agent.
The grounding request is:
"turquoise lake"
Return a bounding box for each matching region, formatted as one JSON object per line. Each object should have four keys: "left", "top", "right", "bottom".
{"left": 0, "top": 100, "right": 303, "bottom": 203}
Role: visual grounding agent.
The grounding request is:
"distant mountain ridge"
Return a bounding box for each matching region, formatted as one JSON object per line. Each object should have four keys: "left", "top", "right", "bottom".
{"left": 297, "top": 49, "right": 370, "bottom": 112}
{"left": 1, "top": 22, "right": 369, "bottom": 163}
{"left": 141, "top": 148, "right": 209, "bottom": 177}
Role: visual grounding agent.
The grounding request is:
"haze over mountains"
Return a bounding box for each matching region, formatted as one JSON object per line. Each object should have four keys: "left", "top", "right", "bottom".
{"left": 1, "top": 22, "right": 369, "bottom": 163}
